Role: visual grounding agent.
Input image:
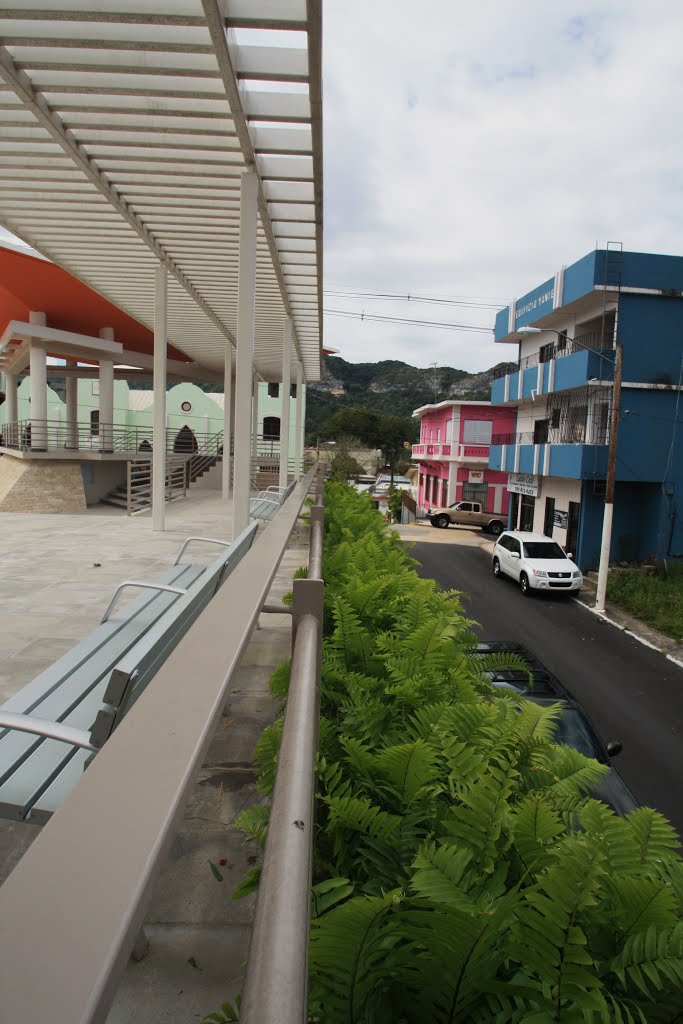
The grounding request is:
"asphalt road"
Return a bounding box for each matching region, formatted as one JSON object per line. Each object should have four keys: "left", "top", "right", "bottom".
{"left": 409, "top": 530, "right": 683, "bottom": 836}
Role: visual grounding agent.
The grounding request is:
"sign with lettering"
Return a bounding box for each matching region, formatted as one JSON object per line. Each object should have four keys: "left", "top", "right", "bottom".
{"left": 468, "top": 470, "right": 484, "bottom": 483}
{"left": 507, "top": 473, "right": 539, "bottom": 497}
{"left": 553, "top": 509, "right": 568, "bottom": 529}
{"left": 513, "top": 276, "right": 556, "bottom": 330}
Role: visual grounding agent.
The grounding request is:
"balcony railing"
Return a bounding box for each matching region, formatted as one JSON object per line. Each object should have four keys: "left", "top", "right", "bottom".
{"left": 412, "top": 442, "right": 452, "bottom": 458}
{"left": 413, "top": 442, "right": 489, "bottom": 460}
{"left": 493, "top": 331, "right": 615, "bottom": 378}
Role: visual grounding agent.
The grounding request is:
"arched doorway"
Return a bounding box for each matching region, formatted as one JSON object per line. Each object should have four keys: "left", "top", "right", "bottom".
{"left": 263, "top": 416, "right": 280, "bottom": 440}
{"left": 173, "top": 425, "right": 198, "bottom": 454}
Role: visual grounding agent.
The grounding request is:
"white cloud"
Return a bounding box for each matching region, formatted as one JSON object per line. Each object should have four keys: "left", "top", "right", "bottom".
{"left": 323, "top": 0, "right": 683, "bottom": 370}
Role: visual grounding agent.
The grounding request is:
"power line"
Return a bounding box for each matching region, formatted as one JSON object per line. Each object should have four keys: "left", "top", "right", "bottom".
{"left": 324, "top": 288, "right": 505, "bottom": 311}
{"left": 324, "top": 309, "right": 493, "bottom": 333}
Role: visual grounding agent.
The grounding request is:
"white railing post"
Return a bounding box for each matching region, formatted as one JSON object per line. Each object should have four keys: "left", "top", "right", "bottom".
{"left": 294, "top": 362, "right": 304, "bottom": 480}
{"left": 222, "top": 342, "right": 233, "bottom": 499}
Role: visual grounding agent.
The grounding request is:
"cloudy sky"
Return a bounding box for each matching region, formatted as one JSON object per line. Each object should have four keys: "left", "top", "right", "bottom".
{"left": 323, "top": 0, "right": 683, "bottom": 372}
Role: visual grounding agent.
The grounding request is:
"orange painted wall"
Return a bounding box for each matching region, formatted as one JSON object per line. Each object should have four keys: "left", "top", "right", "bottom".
{"left": 0, "top": 246, "right": 189, "bottom": 362}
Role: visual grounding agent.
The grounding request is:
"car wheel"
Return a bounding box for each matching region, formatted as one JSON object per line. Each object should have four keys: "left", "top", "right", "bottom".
{"left": 436, "top": 514, "right": 450, "bottom": 529}
{"left": 492, "top": 557, "right": 502, "bottom": 578}
{"left": 520, "top": 572, "right": 531, "bottom": 596}
{"left": 488, "top": 520, "right": 504, "bottom": 536}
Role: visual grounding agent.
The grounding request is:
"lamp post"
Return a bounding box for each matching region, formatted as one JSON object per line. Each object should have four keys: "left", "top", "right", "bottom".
{"left": 517, "top": 326, "right": 623, "bottom": 613}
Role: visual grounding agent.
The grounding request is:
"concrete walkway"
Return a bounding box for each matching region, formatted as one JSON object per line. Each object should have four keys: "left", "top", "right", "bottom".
{"left": 0, "top": 489, "right": 310, "bottom": 1023}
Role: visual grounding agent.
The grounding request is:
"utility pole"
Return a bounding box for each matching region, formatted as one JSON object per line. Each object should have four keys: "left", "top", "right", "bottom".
{"left": 429, "top": 362, "right": 439, "bottom": 404}
{"left": 595, "top": 342, "right": 623, "bottom": 613}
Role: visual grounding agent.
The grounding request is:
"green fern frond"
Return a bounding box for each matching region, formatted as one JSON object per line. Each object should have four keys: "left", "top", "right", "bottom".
{"left": 340, "top": 735, "right": 377, "bottom": 785}
{"left": 410, "top": 840, "right": 477, "bottom": 911}
{"left": 328, "top": 596, "right": 379, "bottom": 675}
{"left": 324, "top": 794, "right": 401, "bottom": 842}
{"left": 609, "top": 876, "right": 678, "bottom": 940}
{"left": 311, "top": 876, "right": 355, "bottom": 918}
{"left": 309, "top": 892, "right": 402, "bottom": 1022}
{"left": 267, "top": 659, "right": 291, "bottom": 700}
{"left": 508, "top": 841, "right": 607, "bottom": 1012}
{"left": 610, "top": 921, "right": 683, "bottom": 1001}
{"left": 234, "top": 803, "right": 269, "bottom": 848}
{"left": 443, "top": 758, "right": 519, "bottom": 873}
{"left": 626, "top": 807, "right": 682, "bottom": 868}
{"left": 254, "top": 718, "right": 284, "bottom": 797}
{"left": 510, "top": 794, "right": 565, "bottom": 875}
{"left": 542, "top": 745, "right": 610, "bottom": 799}
{"left": 375, "top": 739, "right": 440, "bottom": 807}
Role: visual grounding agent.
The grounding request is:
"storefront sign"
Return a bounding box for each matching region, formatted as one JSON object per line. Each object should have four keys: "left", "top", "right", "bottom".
{"left": 468, "top": 470, "right": 484, "bottom": 483}
{"left": 507, "top": 473, "right": 539, "bottom": 497}
{"left": 553, "top": 509, "right": 568, "bottom": 529}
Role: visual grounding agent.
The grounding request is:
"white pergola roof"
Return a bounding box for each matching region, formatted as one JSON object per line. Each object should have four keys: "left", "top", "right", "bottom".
{"left": 0, "top": 0, "right": 323, "bottom": 383}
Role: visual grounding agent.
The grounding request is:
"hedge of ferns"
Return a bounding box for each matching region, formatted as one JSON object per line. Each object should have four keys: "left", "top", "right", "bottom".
{"left": 238, "top": 483, "right": 683, "bottom": 1023}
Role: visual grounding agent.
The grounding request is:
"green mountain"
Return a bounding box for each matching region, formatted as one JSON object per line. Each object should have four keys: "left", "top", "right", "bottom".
{"left": 305, "top": 355, "right": 517, "bottom": 439}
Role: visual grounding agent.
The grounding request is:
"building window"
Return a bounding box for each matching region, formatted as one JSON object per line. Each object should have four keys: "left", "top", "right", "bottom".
{"left": 445, "top": 418, "right": 453, "bottom": 442}
{"left": 90, "top": 409, "right": 99, "bottom": 437}
{"left": 539, "top": 342, "right": 554, "bottom": 364}
{"left": 463, "top": 419, "right": 492, "bottom": 444}
{"left": 533, "top": 419, "right": 549, "bottom": 444}
{"left": 429, "top": 429, "right": 434, "bottom": 442}
{"left": 436, "top": 428, "right": 440, "bottom": 442}
{"left": 543, "top": 496, "right": 555, "bottom": 537}
{"left": 556, "top": 330, "right": 568, "bottom": 352}
{"left": 595, "top": 403, "right": 609, "bottom": 444}
{"left": 263, "top": 416, "right": 280, "bottom": 439}
{"left": 267, "top": 383, "right": 279, "bottom": 399}
{"left": 550, "top": 408, "right": 561, "bottom": 429}
{"left": 462, "top": 482, "right": 488, "bottom": 507}
{"left": 570, "top": 405, "right": 588, "bottom": 443}
{"left": 290, "top": 384, "right": 296, "bottom": 398}
{"left": 181, "top": 400, "right": 192, "bottom": 412}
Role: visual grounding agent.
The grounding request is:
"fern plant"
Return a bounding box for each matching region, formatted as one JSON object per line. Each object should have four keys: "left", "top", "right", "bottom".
{"left": 227, "top": 483, "right": 683, "bottom": 1023}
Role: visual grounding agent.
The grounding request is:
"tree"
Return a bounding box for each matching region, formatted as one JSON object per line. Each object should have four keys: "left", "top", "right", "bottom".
{"left": 322, "top": 408, "right": 380, "bottom": 446}
{"left": 327, "top": 434, "right": 366, "bottom": 482}
{"left": 377, "top": 415, "right": 416, "bottom": 482}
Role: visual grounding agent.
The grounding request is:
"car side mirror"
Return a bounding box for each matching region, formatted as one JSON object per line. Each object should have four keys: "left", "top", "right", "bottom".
{"left": 566, "top": 552, "right": 574, "bottom": 559}
{"left": 606, "top": 740, "right": 622, "bottom": 757}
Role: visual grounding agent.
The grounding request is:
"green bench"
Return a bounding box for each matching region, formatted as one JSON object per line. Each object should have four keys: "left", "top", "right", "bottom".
{"left": 0, "top": 521, "right": 258, "bottom": 823}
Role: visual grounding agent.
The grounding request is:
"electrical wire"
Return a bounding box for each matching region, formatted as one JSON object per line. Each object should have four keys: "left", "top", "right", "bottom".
{"left": 324, "top": 288, "right": 505, "bottom": 311}
{"left": 324, "top": 309, "right": 493, "bottom": 333}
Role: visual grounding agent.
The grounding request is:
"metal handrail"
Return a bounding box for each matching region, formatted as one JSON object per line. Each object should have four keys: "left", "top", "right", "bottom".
{"left": 101, "top": 582, "right": 188, "bottom": 623}
{"left": 0, "top": 711, "right": 98, "bottom": 752}
{"left": 240, "top": 469, "right": 325, "bottom": 1023}
{"left": 173, "top": 536, "right": 232, "bottom": 566}
{"left": 0, "top": 467, "right": 318, "bottom": 1024}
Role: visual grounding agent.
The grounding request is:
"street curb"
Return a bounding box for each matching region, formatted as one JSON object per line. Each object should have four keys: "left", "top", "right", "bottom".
{"left": 576, "top": 597, "right": 683, "bottom": 668}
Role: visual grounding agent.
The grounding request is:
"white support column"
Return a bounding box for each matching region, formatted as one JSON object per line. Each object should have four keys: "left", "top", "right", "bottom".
{"left": 98, "top": 328, "right": 115, "bottom": 453}
{"left": 153, "top": 266, "right": 168, "bottom": 532}
{"left": 29, "top": 311, "right": 47, "bottom": 450}
{"left": 294, "top": 361, "right": 304, "bottom": 481}
{"left": 65, "top": 368, "right": 78, "bottom": 449}
{"left": 279, "top": 318, "right": 293, "bottom": 490}
{"left": 222, "top": 343, "right": 233, "bottom": 499}
{"left": 251, "top": 373, "right": 259, "bottom": 461}
{"left": 232, "top": 168, "right": 258, "bottom": 538}
{"left": 5, "top": 372, "right": 17, "bottom": 446}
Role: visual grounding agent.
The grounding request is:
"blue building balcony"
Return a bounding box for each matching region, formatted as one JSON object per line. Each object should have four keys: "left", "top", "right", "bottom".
{"left": 489, "top": 440, "right": 608, "bottom": 479}
{"left": 490, "top": 345, "right": 615, "bottom": 405}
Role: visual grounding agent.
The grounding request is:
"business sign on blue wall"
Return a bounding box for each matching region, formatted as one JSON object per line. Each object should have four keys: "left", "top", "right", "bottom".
{"left": 513, "top": 276, "right": 556, "bottom": 330}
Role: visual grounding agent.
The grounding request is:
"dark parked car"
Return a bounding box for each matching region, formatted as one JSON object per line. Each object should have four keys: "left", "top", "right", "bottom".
{"left": 473, "top": 641, "right": 637, "bottom": 815}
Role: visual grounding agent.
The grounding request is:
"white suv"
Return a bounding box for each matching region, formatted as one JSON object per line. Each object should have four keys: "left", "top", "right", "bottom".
{"left": 492, "top": 531, "right": 582, "bottom": 596}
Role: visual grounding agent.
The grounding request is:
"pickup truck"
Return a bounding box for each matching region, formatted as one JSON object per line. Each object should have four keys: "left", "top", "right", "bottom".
{"left": 426, "top": 500, "right": 505, "bottom": 535}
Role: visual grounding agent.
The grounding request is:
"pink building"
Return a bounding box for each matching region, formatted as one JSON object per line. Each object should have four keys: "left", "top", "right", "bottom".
{"left": 412, "top": 400, "right": 516, "bottom": 513}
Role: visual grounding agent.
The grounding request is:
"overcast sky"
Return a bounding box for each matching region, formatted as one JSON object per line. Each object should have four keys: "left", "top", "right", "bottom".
{"left": 323, "top": 0, "right": 683, "bottom": 372}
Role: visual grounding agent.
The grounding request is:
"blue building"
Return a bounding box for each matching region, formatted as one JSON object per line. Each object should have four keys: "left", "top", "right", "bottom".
{"left": 489, "top": 248, "right": 683, "bottom": 570}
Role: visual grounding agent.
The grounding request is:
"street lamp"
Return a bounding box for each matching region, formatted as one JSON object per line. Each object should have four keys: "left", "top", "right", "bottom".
{"left": 517, "top": 326, "right": 623, "bottom": 613}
